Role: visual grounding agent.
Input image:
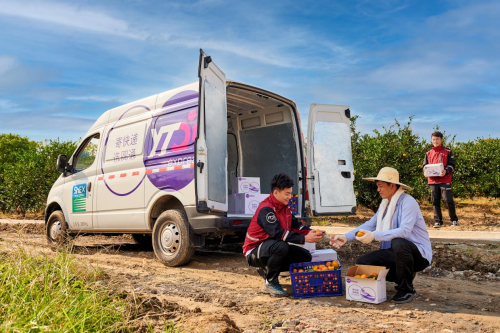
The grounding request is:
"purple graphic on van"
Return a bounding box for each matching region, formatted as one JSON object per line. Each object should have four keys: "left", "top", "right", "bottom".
{"left": 143, "top": 90, "right": 198, "bottom": 192}
{"left": 101, "top": 90, "right": 198, "bottom": 196}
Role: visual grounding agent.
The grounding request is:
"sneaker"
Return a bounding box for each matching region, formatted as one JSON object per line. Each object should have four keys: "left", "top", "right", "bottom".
{"left": 261, "top": 282, "right": 288, "bottom": 297}
{"left": 451, "top": 221, "right": 458, "bottom": 226}
{"left": 392, "top": 289, "right": 419, "bottom": 304}
{"left": 433, "top": 222, "right": 443, "bottom": 228}
{"left": 256, "top": 267, "right": 267, "bottom": 279}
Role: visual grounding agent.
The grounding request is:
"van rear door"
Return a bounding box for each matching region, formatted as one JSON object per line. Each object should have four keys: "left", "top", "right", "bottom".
{"left": 196, "top": 49, "right": 228, "bottom": 213}
{"left": 306, "top": 104, "right": 356, "bottom": 216}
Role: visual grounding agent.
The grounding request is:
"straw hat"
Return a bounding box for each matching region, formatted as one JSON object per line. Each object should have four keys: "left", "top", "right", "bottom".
{"left": 362, "top": 167, "right": 413, "bottom": 191}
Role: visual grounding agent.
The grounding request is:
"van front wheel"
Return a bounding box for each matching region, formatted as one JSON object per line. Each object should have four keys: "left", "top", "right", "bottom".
{"left": 152, "top": 209, "right": 195, "bottom": 267}
{"left": 46, "top": 210, "right": 69, "bottom": 248}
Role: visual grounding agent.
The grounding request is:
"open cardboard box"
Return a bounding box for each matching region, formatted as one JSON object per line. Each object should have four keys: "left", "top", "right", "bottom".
{"left": 345, "top": 265, "right": 390, "bottom": 304}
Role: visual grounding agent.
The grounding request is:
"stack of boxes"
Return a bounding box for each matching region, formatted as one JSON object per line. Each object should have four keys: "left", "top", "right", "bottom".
{"left": 228, "top": 177, "right": 269, "bottom": 214}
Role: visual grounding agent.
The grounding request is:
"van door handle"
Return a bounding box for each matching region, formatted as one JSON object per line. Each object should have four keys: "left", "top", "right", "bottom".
{"left": 87, "top": 182, "right": 92, "bottom": 192}
{"left": 197, "top": 161, "right": 204, "bottom": 173}
{"left": 341, "top": 172, "right": 351, "bottom": 178}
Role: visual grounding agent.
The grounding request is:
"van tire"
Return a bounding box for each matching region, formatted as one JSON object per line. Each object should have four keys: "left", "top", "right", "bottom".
{"left": 46, "top": 210, "right": 69, "bottom": 248}
{"left": 152, "top": 209, "right": 195, "bottom": 267}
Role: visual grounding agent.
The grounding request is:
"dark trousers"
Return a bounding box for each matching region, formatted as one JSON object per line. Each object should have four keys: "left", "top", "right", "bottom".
{"left": 430, "top": 183, "right": 458, "bottom": 223}
{"left": 356, "top": 238, "right": 429, "bottom": 293}
{"left": 246, "top": 239, "right": 312, "bottom": 284}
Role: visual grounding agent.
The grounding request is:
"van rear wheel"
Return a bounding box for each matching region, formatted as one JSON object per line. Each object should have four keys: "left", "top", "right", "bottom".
{"left": 46, "top": 210, "right": 69, "bottom": 248}
{"left": 152, "top": 209, "right": 195, "bottom": 267}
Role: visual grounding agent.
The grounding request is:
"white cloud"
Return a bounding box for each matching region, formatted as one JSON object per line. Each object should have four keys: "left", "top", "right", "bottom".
{"left": 0, "top": 56, "right": 17, "bottom": 75}
{"left": 365, "top": 57, "right": 489, "bottom": 91}
{"left": 66, "top": 95, "right": 119, "bottom": 102}
{"left": 0, "top": 0, "right": 146, "bottom": 39}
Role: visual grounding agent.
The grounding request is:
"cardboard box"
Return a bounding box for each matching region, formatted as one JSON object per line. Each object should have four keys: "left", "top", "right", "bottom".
{"left": 231, "top": 177, "right": 261, "bottom": 194}
{"left": 233, "top": 193, "right": 269, "bottom": 214}
{"left": 311, "top": 249, "right": 337, "bottom": 262}
{"left": 228, "top": 195, "right": 236, "bottom": 214}
{"left": 345, "top": 265, "right": 390, "bottom": 304}
{"left": 424, "top": 163, "right": 444, "bottom": 177}
{"left": 290, "top": 242, "right": 317, "bottom": 253}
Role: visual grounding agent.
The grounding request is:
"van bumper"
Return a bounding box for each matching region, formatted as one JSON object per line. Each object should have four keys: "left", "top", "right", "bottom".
{"left": 185, "top": 206, "right": 250, "bottom": 234}
{"left": 184, "top": 206, "right": 311, "bottom": 235}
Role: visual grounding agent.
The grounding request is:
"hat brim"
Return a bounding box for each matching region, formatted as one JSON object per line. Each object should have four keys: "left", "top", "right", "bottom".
{"left": 362, "top": 177, "right": 413, "bottom": 191}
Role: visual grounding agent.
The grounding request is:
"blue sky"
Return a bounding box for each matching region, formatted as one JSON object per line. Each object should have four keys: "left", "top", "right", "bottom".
{"left": 0, "top": 0, "right": 498, "bottom": 142}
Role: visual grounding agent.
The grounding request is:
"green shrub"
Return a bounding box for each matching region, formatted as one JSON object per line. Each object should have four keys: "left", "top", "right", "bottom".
{"left": 2, "top": 139, "right": 77, "bottom": 215}
{"left": 350, "top": 117, "right": 500, "bottom": 210}
{"left": 351, "top": 116, "right": 429, "bottom": 211}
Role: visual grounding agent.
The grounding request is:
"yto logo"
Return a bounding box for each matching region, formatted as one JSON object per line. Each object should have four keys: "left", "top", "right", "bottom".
{"left": 148, "top": 122, "right": 182, "bottom": 157}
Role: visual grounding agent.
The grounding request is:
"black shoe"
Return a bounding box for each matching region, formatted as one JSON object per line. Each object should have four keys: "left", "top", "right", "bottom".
{"left": 451, "top": 221, "right": 458, "bottom": 226}
{"left": 392, "top": 289, "right": 419, "bottom": 304}
{"left": 433, "top": 222, "right": 443, "bottom": 228}
{"left": 256, "top": 267, "right": 267, "bottom": 279}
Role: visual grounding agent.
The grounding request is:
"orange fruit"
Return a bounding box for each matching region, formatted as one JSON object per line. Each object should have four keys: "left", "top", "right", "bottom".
{"left": 356, "top": 231, "right": 365, "bottom": 237}
{"left": 325, "top": 261, "right": 332, "bottom": 266}
{"left": 298, "top": 269, "right": 304, "bottom": 273}
{"left": 331, "top": 261, "right": 340, "bottom": 269}
{"left": 292, "top": 268, "right": 297, "bottom": 273}
{"left": 354, "top": 275, "right": 361, "bottom": 278}
{"left": 361, "top": 274, "right": 368, "bottom": 278}
{"left": 314, "top": 229, "right": 322, "bottom": 234}
{"left": 403, "top": 153, "right": 407, "bottom": 157}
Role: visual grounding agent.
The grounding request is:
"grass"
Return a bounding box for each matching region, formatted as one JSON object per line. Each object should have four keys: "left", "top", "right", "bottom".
{"left": 0, "top": 247, "right": 183, "bottom": 332}
{"left": 0, "top": 247, "right": 128, "bottom": 332}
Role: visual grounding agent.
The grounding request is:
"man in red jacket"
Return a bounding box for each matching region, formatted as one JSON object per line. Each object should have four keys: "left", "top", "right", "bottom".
{"left": 423, "top": 131, "right": 459, "bottom": 228}
{"left": 243, "top": 173, "right": 323, "bottom": 297}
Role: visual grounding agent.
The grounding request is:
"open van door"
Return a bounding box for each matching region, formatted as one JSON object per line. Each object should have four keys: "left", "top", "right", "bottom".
{"left": 196, "top": 49, "right": 228, "bottom": 213}
{"left": 306, "top": 104, "right": 356, "bottom": 216}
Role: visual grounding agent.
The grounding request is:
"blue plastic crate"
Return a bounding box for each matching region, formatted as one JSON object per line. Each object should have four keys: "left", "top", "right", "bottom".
{"left": 290, "top": 260, "right": 343, "bottom": 298}
{"left": 288, "top": 196, "right": 298, "bottom": 214}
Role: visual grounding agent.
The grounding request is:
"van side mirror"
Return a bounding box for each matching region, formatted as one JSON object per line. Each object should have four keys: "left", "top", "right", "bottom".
{"left": 56, "top": 154, "right": 68, "bottom": 173}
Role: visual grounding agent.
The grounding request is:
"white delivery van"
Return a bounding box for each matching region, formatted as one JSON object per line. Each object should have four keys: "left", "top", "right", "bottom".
{"left": 45, "top": 50, "right": 356, "bottom": 266}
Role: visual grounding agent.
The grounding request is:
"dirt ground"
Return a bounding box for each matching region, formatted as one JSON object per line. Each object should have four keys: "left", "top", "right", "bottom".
{"left": 1, "top": 222, "right": 499, "bottom": 333}
{"left": 315, "top": 198, "right": 500, "bottom": 232}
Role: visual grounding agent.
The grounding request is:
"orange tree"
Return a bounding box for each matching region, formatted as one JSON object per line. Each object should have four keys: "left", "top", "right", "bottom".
{"left": 452, "top": 138, "right": 500, "bottom": 198}
{"left": 350, "top": 116, "right": 428, "bottom": 212}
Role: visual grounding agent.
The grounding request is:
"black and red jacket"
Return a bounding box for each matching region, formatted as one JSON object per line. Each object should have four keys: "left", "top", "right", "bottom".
{"left": 423, "top": 145, "right": 455, "bottom": 184}
{"left": 242, "top": 194, "right": 311, "bottom": 255}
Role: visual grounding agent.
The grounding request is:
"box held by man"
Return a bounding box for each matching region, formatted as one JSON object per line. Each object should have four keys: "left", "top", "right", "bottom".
{"left": 423, "top": 163, "right": 444, "bottom": 177}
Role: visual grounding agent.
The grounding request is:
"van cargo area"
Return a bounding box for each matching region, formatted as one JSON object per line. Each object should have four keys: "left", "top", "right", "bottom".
{"left": 226, "top": 85, "right": 302, "bottom": 217}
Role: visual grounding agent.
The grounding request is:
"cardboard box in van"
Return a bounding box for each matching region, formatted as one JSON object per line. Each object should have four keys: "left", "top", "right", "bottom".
{"left": 45, "top": 49, "right": 357, "bottom": 268}
{"left": 231, "top": 177, "right": 261, "bottom": 194}
{"left": 345, "top": 265, "right": 390, "bottom": 304}
{"left": 233, "top": 193, "right": 269, "bottom": 214}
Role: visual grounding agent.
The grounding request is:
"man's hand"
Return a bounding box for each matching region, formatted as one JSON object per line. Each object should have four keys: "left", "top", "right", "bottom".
{"left": 356, "top": 229, "right": 375, "bottom": 244}
{"left": 305, "top": 230, "right": 323, "bottom": 243}
{"left": 330, "top": 235, "right": 347, "bottom": 249}
{"left": 439, "top": 170, "right": 447, "bottom": 177}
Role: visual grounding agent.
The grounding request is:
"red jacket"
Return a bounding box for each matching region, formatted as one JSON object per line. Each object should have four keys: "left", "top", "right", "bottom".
{"left": 242, "top": 194, "right": 311, "bottom": 254}
{"left": 423, "top": 145, "right": 455, "bottom": 184}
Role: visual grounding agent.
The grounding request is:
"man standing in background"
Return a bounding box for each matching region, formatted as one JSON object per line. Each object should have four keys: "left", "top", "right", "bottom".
{"left": 423, "top": 131, "right": 459, "bottom": 228}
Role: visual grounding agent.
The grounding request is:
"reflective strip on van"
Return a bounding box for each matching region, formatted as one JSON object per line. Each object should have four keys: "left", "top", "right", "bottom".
{"left": 98, "top": 163, "right": 195, "bottom": 181}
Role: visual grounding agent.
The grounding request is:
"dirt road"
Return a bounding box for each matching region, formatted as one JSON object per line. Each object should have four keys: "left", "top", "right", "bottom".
{"left": 1, "top": 222, "right": 499, "bottom": 332}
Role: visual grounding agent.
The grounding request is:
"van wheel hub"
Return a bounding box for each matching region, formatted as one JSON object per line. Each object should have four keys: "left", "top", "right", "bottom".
{"left": 50, "top": 221, "right": 62, "bottom": 240}
{"left": 160, "top": 223, "right": 180, "bottom": 255}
